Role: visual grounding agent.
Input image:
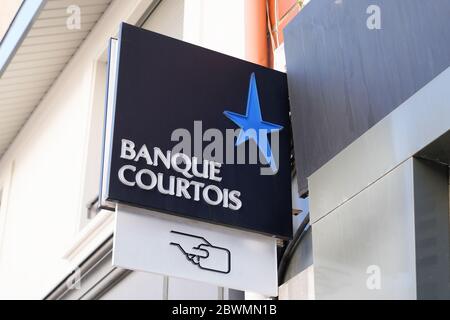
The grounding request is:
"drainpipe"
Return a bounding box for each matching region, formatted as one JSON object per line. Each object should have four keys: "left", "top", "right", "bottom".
{"left": 245, "top": 0, "right": 270, "bottom": 68}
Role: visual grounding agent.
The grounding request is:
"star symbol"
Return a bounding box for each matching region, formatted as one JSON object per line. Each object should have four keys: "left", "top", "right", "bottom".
{"left": 224, "top": 73, "right": 283, "bottom": 171}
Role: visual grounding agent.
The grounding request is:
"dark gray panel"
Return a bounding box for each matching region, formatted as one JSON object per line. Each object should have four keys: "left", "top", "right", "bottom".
{"left": 282, "top": 227, "right": 313, "bottom": 283}
{"left": 413, "top": 158, "right": 450, "bottom": 300}
{"left": 416, "top": 130, "right": 450, "bottom": 166}
{"left": 285, "top": 0, "right": 450, "bottom": 194}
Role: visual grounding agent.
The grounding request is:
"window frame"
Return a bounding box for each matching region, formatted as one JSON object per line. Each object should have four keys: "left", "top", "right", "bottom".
{"left": 78, "top": 46, "right": 110, "bottom": 230}
{"left": 0, "top": 161, "right": 14, "bottom": 249}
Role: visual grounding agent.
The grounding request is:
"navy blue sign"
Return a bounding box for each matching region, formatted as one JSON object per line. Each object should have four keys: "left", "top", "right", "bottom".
{"left": 101, "top": 23, "right": 292, "bottom": 239}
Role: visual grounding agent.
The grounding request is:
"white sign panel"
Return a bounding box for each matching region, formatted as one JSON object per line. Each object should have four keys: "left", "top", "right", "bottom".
{"left": 113, "top": 204, "right": 278, "bottom": 296}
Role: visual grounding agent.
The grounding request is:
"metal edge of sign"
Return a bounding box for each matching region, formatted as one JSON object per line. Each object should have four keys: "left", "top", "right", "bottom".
{"left": 99, "top": 36, "right": 120, "bottom": 210}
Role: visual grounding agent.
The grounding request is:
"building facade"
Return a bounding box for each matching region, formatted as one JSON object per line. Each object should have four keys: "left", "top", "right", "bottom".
{"left": 1, "top": 0, "right": 449, "bottom": 300}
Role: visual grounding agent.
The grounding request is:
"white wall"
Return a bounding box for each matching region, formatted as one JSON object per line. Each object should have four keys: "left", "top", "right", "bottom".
{"left": 0, "top": 0, "right": 247, "bottom": 299}
{"left": 142, "top": 0, "right": 246, "bottom": 60}
{"left": 0, "top": 0, "right": 156, "bottom": 299}
{"left": 182, "top": 0, "right": 246, "bottom": 60}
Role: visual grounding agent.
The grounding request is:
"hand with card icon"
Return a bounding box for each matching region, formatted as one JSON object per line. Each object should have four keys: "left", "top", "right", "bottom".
{"left": 169, "top": 231, "right": 231, "bottom": 274}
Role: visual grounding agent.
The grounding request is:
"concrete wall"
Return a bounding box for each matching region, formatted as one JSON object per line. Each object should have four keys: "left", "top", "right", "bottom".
{"left": 309, "top": 65, "right": 450, "bottom": 299}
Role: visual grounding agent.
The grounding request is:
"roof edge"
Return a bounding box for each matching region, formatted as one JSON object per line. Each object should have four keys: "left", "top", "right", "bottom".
{"left": 0, "top": 0, "right": 47, "bottom": 77}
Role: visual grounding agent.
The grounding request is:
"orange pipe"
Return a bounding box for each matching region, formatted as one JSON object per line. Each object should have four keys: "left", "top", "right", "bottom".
{"left": 245, "top": 0, "right": 270, "bottom": 68}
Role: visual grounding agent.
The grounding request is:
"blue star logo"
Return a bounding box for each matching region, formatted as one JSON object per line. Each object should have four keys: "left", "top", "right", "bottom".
{"left": 224, "top": 73, "right": 283, "bottom": 172}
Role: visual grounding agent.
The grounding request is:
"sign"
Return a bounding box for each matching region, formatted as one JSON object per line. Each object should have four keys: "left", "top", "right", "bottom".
{"left": 113, "top": 204, "right": 278, "bottom": 296}
{"left": 101, "top": 23, "right": 292, "bottom": 239}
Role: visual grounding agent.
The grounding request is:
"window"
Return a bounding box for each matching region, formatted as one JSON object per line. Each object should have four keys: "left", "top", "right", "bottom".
{"left": 0, "top": 188, "right": 3, "bottom": 218}
{"left": 0, "top": 188, "right": 3, "bottom": 247}
{"left": 0, "top": 162, "right": 13, "bottom": 246}
{"left": 79, "top": 50, "right": 108, "bottom": 229}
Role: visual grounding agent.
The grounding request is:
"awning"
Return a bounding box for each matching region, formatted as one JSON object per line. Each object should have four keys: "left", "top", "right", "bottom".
{"left": 0, "top": 0, "right": 112, "bottom": 158}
